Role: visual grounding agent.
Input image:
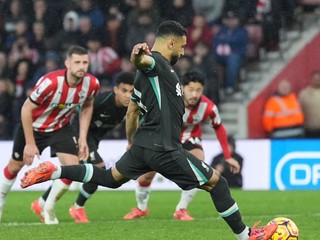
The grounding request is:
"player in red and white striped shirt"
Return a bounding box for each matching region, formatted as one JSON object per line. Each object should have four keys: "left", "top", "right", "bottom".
{"left": 0, "top": 46, "right": 99, "bottom": 224}
{"left": 124, "top": 71, "right": 240, "bottom": 221}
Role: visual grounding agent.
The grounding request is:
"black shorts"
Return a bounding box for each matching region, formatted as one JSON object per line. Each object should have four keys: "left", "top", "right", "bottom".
{"left": 12, "top": 124, "right": 79, "bottom": 161}
{"left": 116, "top": 144, "right": 214, "bottom": 190}
{"left": 182, "top": 137, "right": 203, "bottom": 151}
{"left": 83, "top": 134, "right": 104, "bottom": 165}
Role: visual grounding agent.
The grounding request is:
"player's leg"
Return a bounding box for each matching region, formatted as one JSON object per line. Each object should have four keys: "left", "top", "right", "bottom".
{"left": 21, "top": 144, "right": 155, "bottom": 224}
{"left": 174, "top": 141, "right": 204, "bottom": 221}
{"left": 192, "top": 155, "right": 276, "bottom": 240}
{"left": 0, "top": 159, "right": 24, "bottom": 221}
{"left": 136, "top": 171, "right": 155, "bottom": 212}
{"left": 123, "top": 171, "right": 156, "bottom": 220}
{"left": 153, "top": 149, "right": 277, "bottom": 240}
{"left": 38, "top": 152, "right": 78, "bottom": 224}
{"left": 73, "top": 163, "right": 105, "bottom": 208}
{"left": 202, "top": 170, "right": 251, "bottom": 239}
{"left": 21, "top": 145, "right": 152, "bottom": 190}
{"left": 21, "top": 161, "right": 125, "bottom": 188}
{"left": 0, "top": 125, "right": 27, "bottom": 221}
{"left": 69, "top": 150, "right": 105, "bottom": 223}
{"left": 35, "top": 125, "right": 79, "bottom": 224}
{"left": 173, "top": 188, "right": 197, "bottom": 221}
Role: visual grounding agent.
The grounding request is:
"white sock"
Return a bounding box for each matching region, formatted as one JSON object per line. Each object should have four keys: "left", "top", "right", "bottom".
{"left": 73, "top": 203, "right": 84, "bottom": 209}
{"left": 51, "top": 167, "right": 62, "bottom": 180}
{"left": 0, "top": 175, "right": 16, "bottom": 208}
{"left": 136, "top": 183, "right": 151, "bottom": 211}
{"left": 44, "top": 179, "right": 70, "bottom": 210}
{"left": 38, "top": 197, "right": 45, "bottom": 208}
{"left": 175, "top": 188, "right": 197, "bottom": 211}
{"left": 235, "top": 226, "right": 250, "bottom": 240}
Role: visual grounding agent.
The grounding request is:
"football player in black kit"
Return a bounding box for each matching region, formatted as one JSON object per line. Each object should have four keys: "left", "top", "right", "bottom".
{"left": 22, "top": 20, "right": 277, "bottom": 240}
{"left": 30, "top": 71, "right": 134, "bottom": 223}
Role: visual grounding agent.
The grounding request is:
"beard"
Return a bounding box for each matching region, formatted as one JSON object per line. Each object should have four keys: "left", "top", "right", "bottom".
{"left": 170, "top": 54, "right": 181, "bottom": 65}
{"left": 70, "top": 71, "right": 85, "bottom": 84}
{"left": 76, "top": 70, "right": 85, "bottom": 77}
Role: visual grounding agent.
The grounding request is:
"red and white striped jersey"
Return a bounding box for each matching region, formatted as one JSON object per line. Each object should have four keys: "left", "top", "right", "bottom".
{"left": 88, "top": 47, "right": 121, "bottom": 76}
{"left": 181, "top": 95, "right": 221, "bottom": 143}
{"left": 29, "top": 69, "right": 100, "bottom": 132}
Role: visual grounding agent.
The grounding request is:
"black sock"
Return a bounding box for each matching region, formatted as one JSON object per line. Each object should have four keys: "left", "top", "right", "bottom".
{"left": 41, "top": 186, "right": 52, "bottom": 201}
{"left": 209, "top": 176, "right": 246, "bottom": 234}
{"left": 61, "top": 165, "right": 123, "bottom": 188}
{"left": 75, "top": 166, "right": 106, "bottom": 207}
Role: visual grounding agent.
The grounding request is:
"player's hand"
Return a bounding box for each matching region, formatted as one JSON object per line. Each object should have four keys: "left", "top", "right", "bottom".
{"left": 225, "top": 157, "right": 240, "bottom": 174}
{"left": 23, "top": 143, "right": 40, "bottom": 166}
{"left": 132, "top": 43, "right": 152, "bottom": 56}
{"left": 78, "top": 138, "right": 89, "bottom": 161}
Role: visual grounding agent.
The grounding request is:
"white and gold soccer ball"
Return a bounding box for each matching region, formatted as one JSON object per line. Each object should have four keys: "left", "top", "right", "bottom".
{"left": 268, "top": 217, "right": 299, "bottom": 240}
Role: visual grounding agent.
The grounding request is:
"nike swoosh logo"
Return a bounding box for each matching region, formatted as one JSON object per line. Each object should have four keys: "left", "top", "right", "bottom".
{"left": 100, "top": 113, "right": 110, "bottom": 118}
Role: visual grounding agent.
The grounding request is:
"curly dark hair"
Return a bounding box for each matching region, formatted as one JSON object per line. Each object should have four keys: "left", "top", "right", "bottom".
{"left": 180, "top": 71, "right": 205, "bottom": 86}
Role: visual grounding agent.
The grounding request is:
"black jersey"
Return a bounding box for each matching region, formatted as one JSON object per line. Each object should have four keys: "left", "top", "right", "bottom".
{"left": 131, "top": 51, "right": 185, "bottom": 151}
{"left": 72, "top": 91, "right": 127, "bottom": 142}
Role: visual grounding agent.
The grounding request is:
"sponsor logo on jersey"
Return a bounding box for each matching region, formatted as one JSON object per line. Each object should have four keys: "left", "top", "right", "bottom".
{"left": 51, "top": 102, "right": 79, "bottom": 109}
{"left": 176, "top": 83, "right": 182, "bottom": 97}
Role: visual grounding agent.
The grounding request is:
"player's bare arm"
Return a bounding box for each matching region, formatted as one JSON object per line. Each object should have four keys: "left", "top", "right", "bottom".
{"left": 21, "top": 98, "right": 40, "bottom": 165}
{"left": 130, "top": 43, "right": 153, "bottom": 70}
{"left": 212, "top": 114, "right": 241, "bottom": 174}
{"left": 215, "top": 126, "right": 240, "bottom": 174}
{"left": 126, "top": 100, "right": 140, "bottom": 146}
{"left": 78, "top": 98, "right": 94, "bottom": 161}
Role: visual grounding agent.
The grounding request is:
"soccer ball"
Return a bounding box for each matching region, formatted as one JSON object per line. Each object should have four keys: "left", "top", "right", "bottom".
{"left": 268, "top": 217, "right": 299, "bottom": 240}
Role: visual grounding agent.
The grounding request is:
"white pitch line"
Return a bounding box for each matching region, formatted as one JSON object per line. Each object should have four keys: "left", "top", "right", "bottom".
{"left": 1, "top": 212, "right": 319, "bottom": 227}
{"left": 2, "top": 222, "right": 44, "bottom": 226}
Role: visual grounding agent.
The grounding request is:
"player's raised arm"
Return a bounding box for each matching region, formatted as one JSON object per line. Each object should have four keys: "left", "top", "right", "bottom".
{"left": 130, "top": 43, "right": 153, "bottom": 70}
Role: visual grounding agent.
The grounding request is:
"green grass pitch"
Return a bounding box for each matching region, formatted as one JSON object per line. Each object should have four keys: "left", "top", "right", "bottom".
{"left": 0, "top": 190, "right": 318, "bottom": 239}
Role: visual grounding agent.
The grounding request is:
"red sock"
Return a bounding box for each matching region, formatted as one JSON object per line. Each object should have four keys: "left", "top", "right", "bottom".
{"left": 61, "top": 178, "right": 72, "bottom": 185}
{"left": 4, "top": 166, "right": 17, "bottom": 180}
{"left": 138, "top": 180, "right": 151, "bottom": 187}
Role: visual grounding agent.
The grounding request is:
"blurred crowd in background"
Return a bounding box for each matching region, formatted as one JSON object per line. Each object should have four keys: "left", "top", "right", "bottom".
{"left": 0, "top": 0, "right": 308, "bottom": 140}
